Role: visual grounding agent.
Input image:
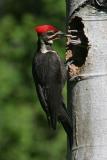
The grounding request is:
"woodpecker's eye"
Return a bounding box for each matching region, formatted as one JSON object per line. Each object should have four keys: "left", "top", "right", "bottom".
{"left": 47, "top": 31, "right": 54, "bottom": 36}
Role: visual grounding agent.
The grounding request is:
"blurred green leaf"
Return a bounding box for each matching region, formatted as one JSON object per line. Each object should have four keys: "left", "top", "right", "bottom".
{"left": 0, "top": 1, "right": 67, "bottom": 158}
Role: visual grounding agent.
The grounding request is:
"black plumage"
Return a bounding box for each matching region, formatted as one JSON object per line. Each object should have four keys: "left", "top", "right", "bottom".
{"left": 32, "top": 27, "right": 72, "bottom": 149}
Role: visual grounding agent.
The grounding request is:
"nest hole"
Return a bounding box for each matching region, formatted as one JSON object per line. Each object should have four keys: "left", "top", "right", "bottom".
{"left": 67, "top": 16, "right": 89, "bottom": 67}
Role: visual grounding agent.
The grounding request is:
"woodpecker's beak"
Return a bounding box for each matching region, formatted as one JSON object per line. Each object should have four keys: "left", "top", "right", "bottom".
{"left": 55, "top": 30, "right": 78, "bottom": 38}
{"left": 55, "top": 30, "right": 77, "bottom": 39}
{"left": 55, "top": 31, "right": 65, "bottom": 38}
{"left": 48, "top": 30, "right": 81, "bottom": 45}
{"left": 48, "top": 31, "right": 65, "bottom": 40}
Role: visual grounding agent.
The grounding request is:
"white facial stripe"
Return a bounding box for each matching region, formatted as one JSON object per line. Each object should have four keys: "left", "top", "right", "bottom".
{"left": 40, "top": 43, "right": 48, "bottom": 53}
{"left": 47, "top": 40, "right": 53, "bottom": 44}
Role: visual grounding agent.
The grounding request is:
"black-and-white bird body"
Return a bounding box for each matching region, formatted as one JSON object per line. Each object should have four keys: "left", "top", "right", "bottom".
{"left": 32, "top": 25, "right": 72, "bottom": 148}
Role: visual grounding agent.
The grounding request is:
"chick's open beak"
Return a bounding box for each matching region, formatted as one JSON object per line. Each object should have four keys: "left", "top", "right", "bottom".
{"left": 56, "top": 30, "right": 81, "bottom": 45}
{"left": 55, "top": 30, "right": 78, "bottom": 39}
{"left": 48, "top": 30, "right": 81, "bottom": 45}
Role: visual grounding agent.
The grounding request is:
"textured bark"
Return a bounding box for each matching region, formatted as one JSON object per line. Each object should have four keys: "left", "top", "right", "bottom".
{"left": 66, "top": 1, "right": 107, "bottom": 160}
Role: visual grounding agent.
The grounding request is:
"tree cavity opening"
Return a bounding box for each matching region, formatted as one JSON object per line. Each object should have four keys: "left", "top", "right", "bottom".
{"left": 66, "top": 16, "right": 89, "bottom": 68}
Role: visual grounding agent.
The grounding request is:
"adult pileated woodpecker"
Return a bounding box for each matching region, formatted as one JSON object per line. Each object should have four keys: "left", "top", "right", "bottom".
{"left": 32, "top": 24, "right": 75, "bottom": 148}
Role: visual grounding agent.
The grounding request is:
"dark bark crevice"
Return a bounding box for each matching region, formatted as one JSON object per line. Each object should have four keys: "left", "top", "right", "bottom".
{"left": 91, "top": 0, "right": 107, "bottom": 10}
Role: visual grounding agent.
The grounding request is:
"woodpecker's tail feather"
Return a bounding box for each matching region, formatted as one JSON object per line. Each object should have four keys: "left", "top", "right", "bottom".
{"left": 61, "top": 117, "right": 73, "bottom": 150}
{"left": 58, "top": 104, "right": 73, "bottom": 150}
{"left": 46, "top": 84, "right": 62, "bottom": 130}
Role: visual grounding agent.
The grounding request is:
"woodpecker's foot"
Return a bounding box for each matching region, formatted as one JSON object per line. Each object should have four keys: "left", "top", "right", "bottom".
{"left": 68, "top": 64, "right": 80, "bottom": 77}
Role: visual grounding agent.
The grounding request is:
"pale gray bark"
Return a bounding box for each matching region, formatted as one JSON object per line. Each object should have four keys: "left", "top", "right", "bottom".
{"left": 66, "top": 1, "right": 107, "bottom": 160}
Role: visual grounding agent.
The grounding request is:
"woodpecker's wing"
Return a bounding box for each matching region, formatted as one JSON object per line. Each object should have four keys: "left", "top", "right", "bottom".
{"left": 32, "top": 51, "right": 63, "bottom": 129}
{"left": 32, "top": 59, "right": 50, "bottom": 122}
{"left": 43, "top": 52, "right": 63, "bottom": 129}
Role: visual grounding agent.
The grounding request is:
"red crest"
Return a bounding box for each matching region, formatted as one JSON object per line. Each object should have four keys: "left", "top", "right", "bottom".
{"left": 34, "top": 25, "right": 59, "bottom": 34}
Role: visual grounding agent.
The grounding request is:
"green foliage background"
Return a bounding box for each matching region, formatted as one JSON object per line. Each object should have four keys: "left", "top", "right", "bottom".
{"left": 0, "top": 1, "right": 67, "bottom": 160}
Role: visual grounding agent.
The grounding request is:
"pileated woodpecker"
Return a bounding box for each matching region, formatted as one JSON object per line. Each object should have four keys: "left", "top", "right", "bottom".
{"left": 32, "top": 24, "right": 73, "bottom": 148}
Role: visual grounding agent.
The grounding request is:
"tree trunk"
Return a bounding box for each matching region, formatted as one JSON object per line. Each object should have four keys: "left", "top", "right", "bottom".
{"left": 66, "top": 1, "right": 107, "bottom": 160}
